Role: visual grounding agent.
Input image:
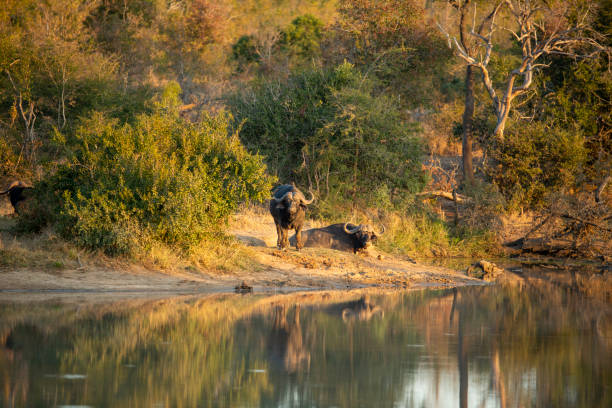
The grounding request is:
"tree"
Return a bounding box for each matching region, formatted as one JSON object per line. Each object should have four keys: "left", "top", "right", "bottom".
{"left": 447, "top": 0, "right": 484, "bottom": 183}
{"left": 441, "top": 0, "right": 606, "bottom": 140}
{"left": 0, "top": 0, "right": 116, "bottom": 166}
{"left": 229, "top": 63, "right": 426, "bottom": 208}
{"left": 279, "top": 14, "right": 324, "bottom": 59}
{"left": 334, "top": 0, "right": 452, "bottom": 106}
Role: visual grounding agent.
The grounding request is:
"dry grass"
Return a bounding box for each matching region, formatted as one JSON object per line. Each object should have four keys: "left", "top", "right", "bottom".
{"left": 0, "top": 218, "right": 81, "bottom": 271}
{"left": 0, "top": 215, "right": 263, "bottom": 277}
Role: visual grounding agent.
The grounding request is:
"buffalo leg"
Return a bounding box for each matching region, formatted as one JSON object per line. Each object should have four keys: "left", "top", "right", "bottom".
{"left": 280, "top": 228, "right": 290, "bottom": 250}
{"left": 275, "top": 222, "right": 283, "bottom": 249}
{"left": 294, "top": 226, "right": 303, "bottom": 250}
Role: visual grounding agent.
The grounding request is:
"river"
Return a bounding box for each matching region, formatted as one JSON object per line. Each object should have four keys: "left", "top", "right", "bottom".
{"left": 1, "top": 282, "right": 610, "bottom": 407}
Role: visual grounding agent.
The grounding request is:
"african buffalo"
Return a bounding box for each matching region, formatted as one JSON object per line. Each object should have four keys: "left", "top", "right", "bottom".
{"left": 290, "top": 222, "right": 385, "bottom": 254}
{"left": 0, "top": 181, "right": 32, "bottom": 215}
{"left": 269, "top": 184, "right": 314, "bottom": 250}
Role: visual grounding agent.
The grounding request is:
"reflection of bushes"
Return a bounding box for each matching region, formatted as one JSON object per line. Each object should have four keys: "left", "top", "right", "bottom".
{"left": 20, "top": 102, "right": 274, "bottom": 256}
{"left": 1, "top": 286, "right": 608, "bottom": 407}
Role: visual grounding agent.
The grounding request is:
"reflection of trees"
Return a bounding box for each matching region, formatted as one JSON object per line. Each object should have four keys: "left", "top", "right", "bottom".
{"left": 0, "top": 284, "right": 609, "bottom": 407}
{"left": 0, "top": 296, "right": 274, "bottom": 407}
{"left": 0, "top": 329, "right": 30, "bottom": 408}
{"left": 452, "top": 288, "right": 468, "bottom": 408}
{"left": 453, "top": 283, "right": 611, "bottom": 408}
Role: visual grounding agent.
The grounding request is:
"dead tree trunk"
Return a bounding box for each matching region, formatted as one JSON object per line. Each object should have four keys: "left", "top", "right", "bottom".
{"left": 441, "top": 0, "right": 605, "bottom": 142}
{"left": 5, "top": 67, "right": 37, "bottom": 164}
{"left": 462, "top": 65, "right": 475, "bottom": 183}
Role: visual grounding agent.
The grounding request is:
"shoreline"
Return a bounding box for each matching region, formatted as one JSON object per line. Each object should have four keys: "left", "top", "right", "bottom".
{"left": 0, "top": 257, "right": 481, "bottom": 298}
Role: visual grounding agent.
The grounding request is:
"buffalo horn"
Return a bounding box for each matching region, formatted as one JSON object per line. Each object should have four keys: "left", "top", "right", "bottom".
{"left": 0, "top": 180, "right": 29, "bottom": 195}
{"left": 343, "top": 223, "right": 362, "bottom": 234}
{"left": 272, "top": 191, "right": 292, "bottom": 203}
{"left": 300, "top": 190, "right": 315, "bottom": 205}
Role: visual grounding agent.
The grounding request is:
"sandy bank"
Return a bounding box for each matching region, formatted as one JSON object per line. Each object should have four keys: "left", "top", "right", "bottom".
{"left": 0, "top": 209, "right": 483, "bottom": 295}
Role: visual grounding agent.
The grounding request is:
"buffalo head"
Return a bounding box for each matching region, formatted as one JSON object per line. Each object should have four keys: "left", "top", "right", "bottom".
{"left": 343, "top": 222, "right": 385, "bottom": 251}
{"left": 271, "top": 188, "right": 314, "bottom": 215}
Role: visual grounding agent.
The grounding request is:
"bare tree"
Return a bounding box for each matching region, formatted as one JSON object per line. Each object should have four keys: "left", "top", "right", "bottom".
{"left": 447, "top": 0, "right": 502, "bottom": 182}
{"left": 5, "top": 61, "right": 37, "bottom": 165}
{"left": 441, "top": 0, "right": 605, "bottom": 140}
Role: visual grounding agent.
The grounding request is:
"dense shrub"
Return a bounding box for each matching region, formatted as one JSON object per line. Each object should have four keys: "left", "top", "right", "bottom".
{"left": 22, "top": 107, "right": 274, "bottom": 255}
{"left": 232, "top": 35, "right": 260, "bottom": 69}
{"left": 279, "top": 14, "right": 324, "bottom": 58}
{"left": 229, "top": 62, "right": 426, "bottom": 210}
{"left": 488, "top": 121, "right": 587, "bottom": 210}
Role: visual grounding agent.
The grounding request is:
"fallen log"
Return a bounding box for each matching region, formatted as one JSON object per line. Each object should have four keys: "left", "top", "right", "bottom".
{"left": 416, "top": 190, "right": 471, "bottom": 203}
{"left": 552, "top": 212, "right": 612, "bottom": 233}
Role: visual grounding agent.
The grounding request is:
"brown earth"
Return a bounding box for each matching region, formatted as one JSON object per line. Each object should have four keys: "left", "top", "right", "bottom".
{"left": 0, "top": 208, "right": 482, "bottom": 295}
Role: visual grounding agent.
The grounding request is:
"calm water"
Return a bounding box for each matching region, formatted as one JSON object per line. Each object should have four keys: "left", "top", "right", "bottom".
{"left": 1, "top": 284, "right": 610, "bottom": 407}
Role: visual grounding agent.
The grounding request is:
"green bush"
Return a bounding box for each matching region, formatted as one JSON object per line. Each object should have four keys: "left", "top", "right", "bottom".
{"left": 489, "top": 121, "right": 587, "bottom": 209}
{"left": 231, "top": 35, "right": 260, "bottom": 69}
{"left": 279, "top": 14, "right": 324, "bottom": 58}
{"left": 229, "top": 62, "right": 426, "bottom": 210}
{"left": 22, "top": 106, "right": 274, "bottom": 256}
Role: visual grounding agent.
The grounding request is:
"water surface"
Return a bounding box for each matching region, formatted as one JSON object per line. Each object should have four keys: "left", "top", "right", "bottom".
{"left": 1, "top": 283, "right": 610, "bottom": 407}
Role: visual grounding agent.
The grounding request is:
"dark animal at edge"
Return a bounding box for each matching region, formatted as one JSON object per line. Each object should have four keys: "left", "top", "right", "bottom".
{"left": 269, "top": 184, "right": 314, "bottom": 250}
{"left": 0, "top": 181, "right": 32, "bottom": 215}
{"left": 290, "top": 222, "right": 385, "bottom": 254}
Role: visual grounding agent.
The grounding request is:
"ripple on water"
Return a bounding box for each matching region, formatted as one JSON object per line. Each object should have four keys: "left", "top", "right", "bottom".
{"left": 45, "top": 374, "right": 87, "bottom": 380}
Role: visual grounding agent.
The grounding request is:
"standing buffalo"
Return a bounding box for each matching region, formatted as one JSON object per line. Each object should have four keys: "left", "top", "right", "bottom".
{"left": 290, "top": 222, "right": 385, "bottom": 254}
{"left": 0, "top": 181, "right": 32, "bottom": 215}
{"left": 270, "top": 184, "right": 314, "bottom": 250}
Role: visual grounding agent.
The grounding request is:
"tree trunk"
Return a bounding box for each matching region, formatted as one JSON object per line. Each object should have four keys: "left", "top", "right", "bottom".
{"left": 462, "top": 65, "right": 475, "bottom": 183}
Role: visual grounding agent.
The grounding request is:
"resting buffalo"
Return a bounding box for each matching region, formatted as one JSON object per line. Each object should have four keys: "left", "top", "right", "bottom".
{"left": 0, "top": 181, "right": 32, "bottom": 215}
{"left": 269, "top": 184, "right": 314, "bottom": 250}
{"left": 290, "top": 222, "right": 385, "bottom": 254}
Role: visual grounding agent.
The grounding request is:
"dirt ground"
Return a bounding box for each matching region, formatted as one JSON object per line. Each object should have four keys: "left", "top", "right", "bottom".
{"left": 0, "top": 208, "right": 482, "bottom": 295}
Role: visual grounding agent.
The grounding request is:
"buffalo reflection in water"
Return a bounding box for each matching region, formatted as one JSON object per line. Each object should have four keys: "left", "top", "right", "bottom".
{"left": 340, "top": 295, "right": 384, "bottom": 323}
{"left": 267, "top": 305, "right": 311, "bottom": 373}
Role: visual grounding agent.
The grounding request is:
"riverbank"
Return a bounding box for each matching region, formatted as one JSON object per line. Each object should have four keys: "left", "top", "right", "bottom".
{"left": 0, "top": 209, "right": 482, "bottom": 294}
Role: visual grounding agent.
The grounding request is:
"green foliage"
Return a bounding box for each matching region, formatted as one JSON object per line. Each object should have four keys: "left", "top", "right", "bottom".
{"left": 537, "top": 58, "right": 612, "bottom": 180}
{"left": 232, "top": 35, "right": 260, "bottom": 68}
{"left": 279, "top": 14, "right": 324, "bottom": 58}
{"left": 332, "top": 0, "right": 453, "bottom": 107}
{"left": 459, "top": 180, "right": 506, "bottom": 230}
{"left": 22, "top": 104, "right": 274, "bottom": 255}
{"left": 159, "top": 80, "right": 183, "bottom": 110}
{"left": 229, "top": 62, "right": 426, "bottom": 209}
{"left": 494, "top": 2, "right": 612, "bottom": 209}
{"left": 489, "top": 121, "right": 587, "bottom": 209}
{"left": 307, "top": 85, "right": 425, "bottom": 206}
